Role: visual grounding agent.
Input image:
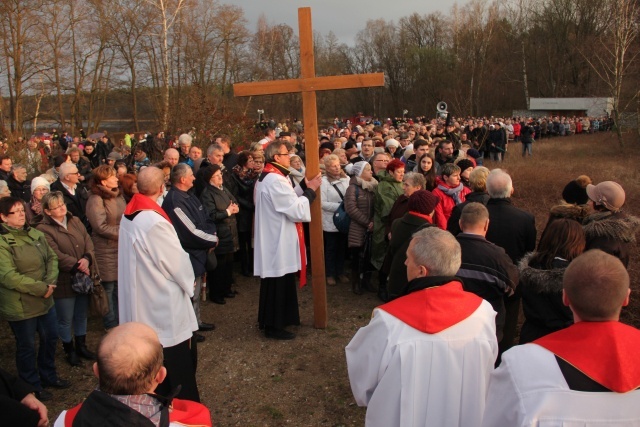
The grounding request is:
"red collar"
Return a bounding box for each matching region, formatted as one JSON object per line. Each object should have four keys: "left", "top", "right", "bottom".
{"left": 124, "top": 193, "right": 172, "bottom": 224}
{"left": 535, "top": 321, "right": 640, "bottom": 393}
{"left": 379, "top": 282, "right": 482, "bottom": 334}
{"left": 409, "top": 211, "right": 433, "bottom": 222}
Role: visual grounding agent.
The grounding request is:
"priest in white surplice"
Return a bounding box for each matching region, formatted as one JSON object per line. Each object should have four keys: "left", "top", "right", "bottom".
{"left": 482, "top": 250, "right": 640, "bottom": 427}
{"left": 346, "top": 227, "right": 498, "bottom": 427}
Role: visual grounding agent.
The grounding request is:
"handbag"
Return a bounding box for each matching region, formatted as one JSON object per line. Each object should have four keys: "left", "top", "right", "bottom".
{"left": 89, "top": 273, "right": 109, "bottom": 317}
{"left": 71, "top": 271, "right": 94, "bottom": 294}
{"left": 331, "top": 184, "right": 351, "bottom": 234}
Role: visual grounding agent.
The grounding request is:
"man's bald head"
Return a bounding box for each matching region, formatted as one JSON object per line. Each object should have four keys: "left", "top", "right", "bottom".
{"left": 164, "top": 148, "right": 179, "bottom": 167}
{"left": 563, "top": 250, "right": 630, "bottom": 321}
{"left": 137, "top": 166, "right": 165, "bottom": 196}
{"left": 95, "top": 322, "right": 164, "bottom": 395}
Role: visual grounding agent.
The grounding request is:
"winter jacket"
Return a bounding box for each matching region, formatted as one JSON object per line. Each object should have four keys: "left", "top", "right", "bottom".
{"left": 200, "top": 183, "right": 239, "bottom": 255}
{"left": 50, "top": 179, "right": 90, "bottom": 231}
{"left": 36, "top": 213, "right": 95, "bottom": 299}
{"left": 518, "top": 255, "right": 573, "bottom": 344}
{"left": 162, "top": 187, "right": 218, "bottom": 277}
{"left": 540, "top": 202, "right": 590, "bottom": 242}
{"left": 86, "top": 186, "right": 126, "bottom": 282}
{"left": 447, "top": 191, "right": 490, "bottom": 236}
{"left": 230, "top": 171, "right": 256, "bottom": 234}
{"left": 485, "top": 198, "right": 537, "bottom": 263}
{"left": 432, "top": 177, "right": 471, "bottom": 230}
{"left": 320, "top": 172, "right": 350, "bottom": 233}
{"left": 344, "top": 176, "right": 375, "bottom": 248}
{"left": 582, "top": 210, "right": 640, "bottom": 268}
{"left": 0, "top": 223, "right": 58, "bottom": 321}
{"left": 456, "top": 233, "right": 519, "bottom": 342}
{"left": 370, "top": 171, "right": 403, "bottom": 270}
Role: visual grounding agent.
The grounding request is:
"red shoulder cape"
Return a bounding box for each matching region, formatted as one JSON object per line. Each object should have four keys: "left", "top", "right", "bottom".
{"left": 535, "top": 321, "right": 640, "bottom": 393}
{"left": 379, "top": 281, "right": 483, "bottom": 334}
{"left": 124, "top": 193, "right": 172, "bottom": 224}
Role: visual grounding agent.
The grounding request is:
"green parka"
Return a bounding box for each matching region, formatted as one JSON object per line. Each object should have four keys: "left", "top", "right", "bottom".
{"left": 0, "top": 223, "right": 58, "bottom": 321}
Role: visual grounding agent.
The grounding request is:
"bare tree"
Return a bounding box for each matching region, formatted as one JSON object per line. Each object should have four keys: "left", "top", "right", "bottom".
{"left": 581, "top": 0, "right": 639, "bottom": 146}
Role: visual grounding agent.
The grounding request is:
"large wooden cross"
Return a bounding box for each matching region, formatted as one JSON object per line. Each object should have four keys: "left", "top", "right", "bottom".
{"left": 233, "top": 7, "right": 384, "bottom": 328}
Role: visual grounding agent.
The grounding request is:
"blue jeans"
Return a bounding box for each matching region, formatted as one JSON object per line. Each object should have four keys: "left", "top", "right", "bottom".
{"left": 54, "top": 294, "right": 89, "bottom": 343}
{"left": 102, "top": 281, "right": 119, "bottom": 329}
{"left": 522, "top": 142, "right": 532, "bottom": 156}
{"left": 8, "top": 307, "right": 60, "bottom": 390}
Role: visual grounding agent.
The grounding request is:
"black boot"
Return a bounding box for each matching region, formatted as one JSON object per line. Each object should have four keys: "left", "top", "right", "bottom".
{"left": 63, "top": 341, "right": 82, "bottom": 367}
{"left": 362, "top": 271, "right": 375, "bottom": 292}
{"left": 75, "top": 335, "right": 96, "bottom": 360}
{"left": 377, "top": 271, "right": 389, "bottom": 302}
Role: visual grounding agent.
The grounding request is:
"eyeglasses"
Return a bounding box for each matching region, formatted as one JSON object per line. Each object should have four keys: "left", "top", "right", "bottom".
{"left": 374, "top": 159, "right": 389, "bottom": 163}
{"left": 275, "top": 152, "right": 289, "bottom": 157}
{"left": 47, "top": 204, "right": 66, "bottom": 211}
{"left": 68, "top": 172, "right": 80, "bottom": 175}
{"left": 7, "top": 208, "right": 25, "bottom": 215}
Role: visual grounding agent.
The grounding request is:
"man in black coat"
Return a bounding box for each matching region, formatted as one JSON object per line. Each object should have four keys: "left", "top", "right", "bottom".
{"left": 484, "top": 169, "right": 536, "bottom": 354}
{"left": 194, "top": 144, "right": 236, "bottom": 198}
{"left": 455, "top": 202, "right": 518, "bottom": 342}
{"left": 50, "top": 162, "right": 90, "bottom": 232}
{"left": 7, "top": 165, "right": 30, "bottom": 202}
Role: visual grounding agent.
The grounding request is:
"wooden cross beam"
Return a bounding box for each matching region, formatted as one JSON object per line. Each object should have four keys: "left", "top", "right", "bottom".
{"left": 233, "top": 7, "right": 385, "bottom": 328}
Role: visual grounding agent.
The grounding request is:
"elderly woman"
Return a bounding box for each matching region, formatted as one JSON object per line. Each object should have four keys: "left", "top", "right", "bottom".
{"left": 344, "top": 161, "right": 377, "bottom": 294}
{"left": 86, "top": 165, "right": 126, "bottom": 330}
{"left": 320, "top": 154, "right": 350, "bottom": 286}
{"left": 37, "top": 191, "right": 96, "bottom": 366}
{"left": 0, "top": 180, "right": 10, "bottom": 198}
{"left": 231, "top": 151, "right": 258, "bottom": 277}
{"left": 0, "top": 196, "right": 67, "bottom": 401}
{"left": 25, "top": 176, "right": 50, "bottom": 225}
{"left": 385, "top": 172, "right": 426, "bottom": 238}
{"left": 200, "top": 164, "right": 239, "bottom": 305}
{"left": 288, "top": 154, "right": 305, "bottom": 187}
{"left": 370, "top": 159, "right": 405, "bottom": 299}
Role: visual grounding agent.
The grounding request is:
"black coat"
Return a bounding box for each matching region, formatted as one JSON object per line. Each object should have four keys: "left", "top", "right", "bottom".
{"left": 7, "top": 176, "right": 30, "bottom": 202}
{"left": 50, "top": 179, "right": 90, "bottom": 232}
{"left": 447, "top": 191, "right": 490, "bottom": 236}
{"left": 485, "top": 198, "right": 536, "bottom": 263}
{"left": 385, "top": 213, "right": 434, "bottom": 301}
{"left": 456, "top": 233, "right": 519, "bottom": 341}
{"left": 200, "top": 183, "right": 239, "bottom": 255}
{"left": 230, "top": 172, "right": 255, "bottom": 234}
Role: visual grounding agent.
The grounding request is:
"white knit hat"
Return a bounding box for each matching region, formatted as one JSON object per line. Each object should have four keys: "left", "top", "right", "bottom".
{"left": 30, "top": 176, "right": 50, "bottom": 194}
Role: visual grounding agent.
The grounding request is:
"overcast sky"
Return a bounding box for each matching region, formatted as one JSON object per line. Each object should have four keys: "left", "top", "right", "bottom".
{"left": 221, "top": 0, "right": 464, "bottom": 45}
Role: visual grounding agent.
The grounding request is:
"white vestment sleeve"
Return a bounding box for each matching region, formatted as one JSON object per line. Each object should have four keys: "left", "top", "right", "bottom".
{"left": 270, "top": 178, "right": 311, "bottom": 223}
{"left": 481, "top": 351, "right": 525, "bottom": 427}
{"left": 345, "top": 310, "right": 391, "bottom": 406}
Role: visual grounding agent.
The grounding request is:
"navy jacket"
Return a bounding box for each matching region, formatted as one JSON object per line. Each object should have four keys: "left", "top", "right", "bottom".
{"left": 162, "top": 187, "right": 218, "bottom": 276}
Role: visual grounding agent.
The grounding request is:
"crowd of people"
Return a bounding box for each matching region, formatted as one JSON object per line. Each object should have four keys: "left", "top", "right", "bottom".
{"left": 0, "top": 113, "right": 637, "bottom": 426}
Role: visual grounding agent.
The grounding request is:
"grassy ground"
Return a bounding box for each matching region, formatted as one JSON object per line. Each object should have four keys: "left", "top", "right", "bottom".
{"left": 0, "top": 131, "right": 638, "bottom": 426}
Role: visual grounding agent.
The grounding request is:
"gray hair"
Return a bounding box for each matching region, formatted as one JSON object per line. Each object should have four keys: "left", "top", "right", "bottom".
{"left": 460, "top": 202, "right": 489, "bottom": 229}
{"left": 58, "top": 162, "right": 77, "bottom": 180}
{"left": 0, "top": 180, "right": 7, "bottom": 194}
{"left": 486, "top": 169, "right": 513, "bottom": 199}
{"left": 264, "top": 141, "right": 292, "bottom": 163}
{"left": 11, "top": 163, "right": 26, "bottom": 172}
{"left": 170, "top": 163, "right": 192, "bottom": 185}
{"left": 137, "top": 166, "right": 165, "bottom": 196}
{"left": 178, "top": 133, "right": 192, "bottom": 146}
{"left": 403, "top": 171, "right": 426, "bottom": 189}
{"left": 410, "top": 227, "right": 461, "bottom": 276}
{"left": 323, "top": 154, "right": 340, "bottom": 167}
{"left": 206, "top": 144, "right": 223, "bottom": 157}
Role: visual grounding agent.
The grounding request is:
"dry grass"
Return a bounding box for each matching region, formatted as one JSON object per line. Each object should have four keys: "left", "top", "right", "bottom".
{"left": 0, "top": 131, "right": 638, "bottom": 426}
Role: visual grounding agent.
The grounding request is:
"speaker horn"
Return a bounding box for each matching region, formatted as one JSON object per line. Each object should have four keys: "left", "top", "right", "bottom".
{"left": 436, "top": 102, "right": 447, "bottom": 112}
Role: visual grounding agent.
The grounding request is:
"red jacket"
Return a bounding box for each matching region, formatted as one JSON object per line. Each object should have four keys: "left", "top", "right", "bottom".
{"left": 432, "top": 177, "right": 471, "bottom": 230}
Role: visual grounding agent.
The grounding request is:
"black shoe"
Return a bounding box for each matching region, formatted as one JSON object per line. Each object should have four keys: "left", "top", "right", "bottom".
{"left": 242, "top": 270, "right": 252, "bottom": 277}
{"left": 212, "top": 297, "right": 226, "bottom": 305}
{"left": 35, "top": 390, "right": 53, "bottom": 402}
{"left": 198, "top": 322, "right": 216, "bottom": 332}
{"left": 194, "top": 333, "right": 205, "bottom": 343}
{"left": 75, "top": 335, "right": 96, "bottom": 360}
{"left": 265, "top": 328, "right": 296, "bottom": 340}
{"left": 42, "top": 378, "right": 71, "bottom": 389}
{"left": 224, "top": 292, "right": 235, "bottom": 298}
{"left": 62, "top": 341, "right": 82, "bottom": 367}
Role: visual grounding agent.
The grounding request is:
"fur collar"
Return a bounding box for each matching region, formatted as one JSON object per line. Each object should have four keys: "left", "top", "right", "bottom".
{"left": 91, "top": 184, "right": 120, "bottom": 199}
{"left": 548, "top": 202, "right": 589, "bottom": 221}
{"left": 518, "top": 252, "right": 565, "bottom": 294}
{"left": 583, "top": 211, "right": 640, "bottom": 243}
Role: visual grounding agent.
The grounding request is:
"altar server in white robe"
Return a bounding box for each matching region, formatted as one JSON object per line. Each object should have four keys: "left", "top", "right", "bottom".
{"left": 254, "top": 140, "right": 322, "bottom": 340}
{"left": 482, "top": 249, "right": 640, "bottom": 427}
{"left": 346, "top": 227, "right": 498, "bottom": 427}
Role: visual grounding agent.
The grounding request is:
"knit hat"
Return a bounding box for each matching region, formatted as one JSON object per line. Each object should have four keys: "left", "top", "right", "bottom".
{"left": 466, "top": 148, "right": 481, "bottom": 159}
{"left": 586, "top": 181, "right": 625, "bottom": 212}
{"left": 351, "top": 161, "right": 370, "bottom": 178}
{"left": 456, "top": 159, "right": 475, "bottom": 173}
{"left": 30, "top": 176, "right": 50, "bottom": 194}
{"left": 385, "top": 138, "right": 400, "bottom": 148}
{"left": 562, "top": 175, "right": 592, "bottom": 205}
{"left": 107, "top": 152, "right": 123, "bottom": 161}
{"left": 408, "top": 190, "right": 440, "bottom": 215}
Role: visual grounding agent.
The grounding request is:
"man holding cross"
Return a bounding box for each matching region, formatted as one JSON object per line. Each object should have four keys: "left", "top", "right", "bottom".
{"left": 254, "top": 141, "right": 322, "bottom": 340}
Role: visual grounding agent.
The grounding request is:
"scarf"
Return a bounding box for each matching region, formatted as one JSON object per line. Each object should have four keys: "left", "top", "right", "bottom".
{"left": 263, "top": 163, "right": 307, "bottom": 288}
{"left": 232, "top": 164, "right": 258, "bottom": 185}
{"left": 30, "top": 196, "right": 43, "bottom": 215}
{"left": 355, "top": 176, "right": 378, "bottom": 192}
{"left": 437, "top": 182, "right": 465, "bottom": 205}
